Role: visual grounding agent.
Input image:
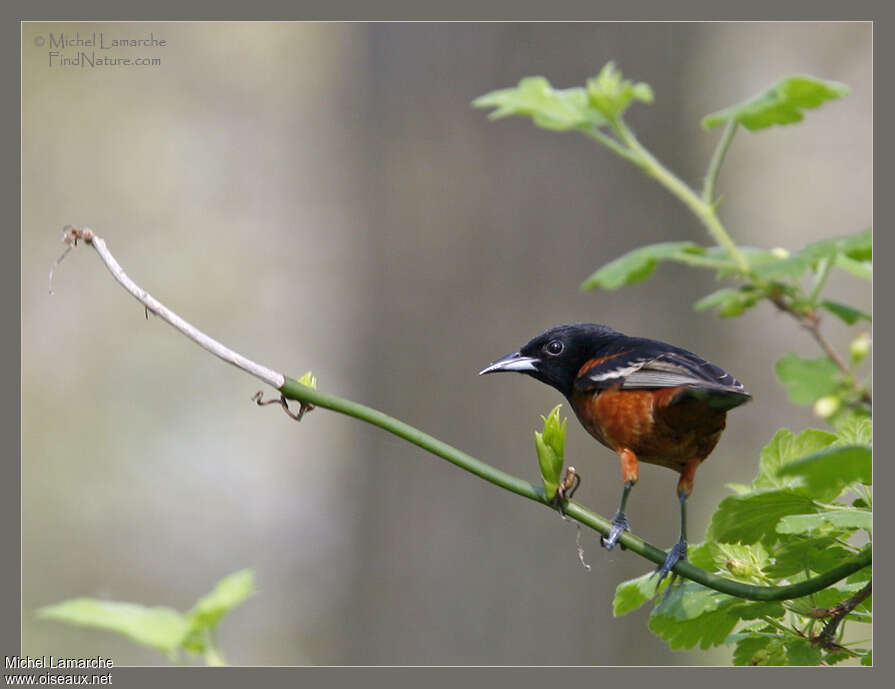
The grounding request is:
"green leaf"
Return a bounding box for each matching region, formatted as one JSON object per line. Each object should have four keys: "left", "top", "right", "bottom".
{"left": 788, "top": 582, "right": 869, "bottom": 620}
{"left": 764, "top": 536, "right": 853, "bottom": 578}
{"left": 297, "top": 371, "right": 317, "bottom": 389}
{"left": 655, "top": 582, "right": 736, "bottom": 620}
{"left": 702, "top": 75, "right": 849, "bottom": 131}
{"left": 777, "top": 509, "right": 872, "bottom": 535}
{"left": 613, "top": 544, "right": 716, "bottom": 616}
{"left": 784, "top": 638, "right": 823, "bottom": 666}
{"left": 751, "top": 256, "right": 817, "bottom": 282}
{"left": 752, "top": 428, "right": 837, "bottom": 491}
{"left": 580, "top": 241, "right": 704, "bottom": 290}
{"left": 473, "top": 76, "right": 608, "bottom": 132}
{"left": 613, "top": 571, "right": 659, "bottom": 617}
{"left": 693, "top": 287, "right": 762, "bottom": 318}
{"left": 735, "top": 633, "right": 790, "bottom": 666}
{"left": 648, "top": 582, "right": 739, "bottom": 650}
{"left": 708, "top": 489, "right": 818, "bottom": 545}
{"left": 809, "top": 581, "right": 871, "bottom": 611}
{"left": 835, "top": 253, "right": 872, "bottom": 280}
{"left": 820, "top": 300, "right": 871, "bottom": 325}
{"left": 187, "top": 569, "right": 256, "bottom": 632}
{"left": 734, "top": 634, "right": 792, "bottom": 666}
{"left": 534, "top": 405, "right": 567, "bottom": 498}
{"left": 777, "top": 445, "right": 872, "bottom": 500}
{"left": 714, "top": 542, "right": 769, "bottom": 582}
{"left": 752, "top": 229, "right": 872, "bottom": 282}
{"left": 775, "top": 354, "right": 840, "bottom": 406}
{"left": 729, "top": 600, "right": 786, "bottom": 621}
{"left": 37, "top": 599, "right": 189, "bottom": 654}
{"left": 835, "top": 417, "right": 872, "bottom": 446}
{"left": 648, "top": 609, "right": 739, "bottom": 650}
{"left": 585, "top": 62, "right": 654, "bottom": 119}
{"left": 839, "top": 227, "right": 872, "bottom": 262}
{"left": 685, "top": 542, "right": 716, "bottom": 571}
{"left": 847, "top": 565, "right": 872, "bottom": 584}
{"left": 733, "top": 635, "right": 775, "bottom": 666}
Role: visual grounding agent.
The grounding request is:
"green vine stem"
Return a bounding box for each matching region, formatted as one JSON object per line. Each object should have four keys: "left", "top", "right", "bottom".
{"left": 61, "top": 228, "right": 870, "bottom": 610}
{"left": 587, "top": 117, "right": 751, "bottom": 275}
{"left": 702, "top": 120, "right": 738, "bottom": 205}
{"left": 279, "top": 376, "right": 870, "bottom": 602}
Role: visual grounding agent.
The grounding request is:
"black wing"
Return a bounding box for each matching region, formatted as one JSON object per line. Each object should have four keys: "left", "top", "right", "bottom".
{"left": 574, "top": 342, "right": 750, "bottom": 411}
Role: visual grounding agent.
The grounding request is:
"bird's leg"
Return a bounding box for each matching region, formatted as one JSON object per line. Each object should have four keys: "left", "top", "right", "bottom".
{"left": 656, "top": 492, "right": 688, "bottom": 584}
{"left": 656, "top": 459, "right": 700, "bottom": 584}
{"left": 602, "top": 448, "right": 638, "bottom": 550}
{"left": 601, "top": 481, "right": 634, "bottom": 550}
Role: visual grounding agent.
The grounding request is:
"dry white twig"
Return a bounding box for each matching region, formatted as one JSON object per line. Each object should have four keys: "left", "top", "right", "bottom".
{"left": 52, "top": 226, "right": 286, "bottom": 389}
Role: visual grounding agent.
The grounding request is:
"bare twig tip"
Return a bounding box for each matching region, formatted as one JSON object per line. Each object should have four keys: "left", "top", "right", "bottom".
{"left": 49, "top": 225, "right": 81, "bottom": 295}
{"left": 61, "top": 224, "right": 95, "bottom": 246}
{"left": 50, "top": 225, "right": 98, "bottom": 294}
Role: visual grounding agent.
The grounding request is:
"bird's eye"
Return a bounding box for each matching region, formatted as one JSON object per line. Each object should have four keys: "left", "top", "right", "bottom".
{"left": 545, "top": 340, "right": 564, "bottom": 356}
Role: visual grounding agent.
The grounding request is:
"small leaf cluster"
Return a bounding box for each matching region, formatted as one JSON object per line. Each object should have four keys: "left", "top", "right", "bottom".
{"left": 297, "top": 370, "right": 318, "bottom": 389}
{"left": 581, "top": 228, "right": 870, "bottom": 324}
{"left": 534, "top": 404, "right": 567, "bottom": 499}
{"left": 477, "top": 66, "right": 846, "bottom": 138}
{"left": 37, "top": 569, "right": 255, "bottom": 665}
{"left": 614, "top": 423, "right": 872, "bottom": 665}
{"left": 473, "top": 62, "right": 651, "bottom": 133}
{"left": 694, "top": 228, "right": 871, "bottom": 321}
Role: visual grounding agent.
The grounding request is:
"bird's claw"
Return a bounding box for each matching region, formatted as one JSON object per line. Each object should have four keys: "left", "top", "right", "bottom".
{"left": 601, "top": 512, "right": 630, "bottom": 551}
{"left": 654, "top": 539, "right": 687, "bottom": 585}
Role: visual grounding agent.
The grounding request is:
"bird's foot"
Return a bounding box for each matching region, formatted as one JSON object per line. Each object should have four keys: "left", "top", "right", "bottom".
{"left": 654, "top": 539, "right": 687, "bottom": 585}
{"left": 601, "top": 511, "right": 630, "bottom": 551}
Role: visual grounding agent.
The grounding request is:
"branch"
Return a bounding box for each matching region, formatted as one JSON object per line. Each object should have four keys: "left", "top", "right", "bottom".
{"left": 769, "top": 294, "right": 872, "bottom": 406}
{"left": 609, "top": 118, "right": 751, "bottom": 274}
{"left": 814, "top": 580, "right": 872, "bottom": 650}
{"left": 54, "top": 226, "right": 284, "bottom": 390}
{"left": 56, "top": 226, "right": 871, "bottom": 603}
{"left": 702, "top": 119, "right": 738, "bottom": 205}
{"left": 279, "top": 375, "right": 871, "bottom": 601}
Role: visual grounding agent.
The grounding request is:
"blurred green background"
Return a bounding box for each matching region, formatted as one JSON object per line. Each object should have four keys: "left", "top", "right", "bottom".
{"left": 22, "top": 22, "right": 871, "bottom": 665}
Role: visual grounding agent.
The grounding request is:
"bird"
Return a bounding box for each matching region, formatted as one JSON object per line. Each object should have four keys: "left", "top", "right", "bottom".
{"left": 479, "top": 322, "right": 750, "bottom": 581}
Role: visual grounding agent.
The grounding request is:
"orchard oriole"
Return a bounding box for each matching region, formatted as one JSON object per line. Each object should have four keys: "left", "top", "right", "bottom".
{"left": 480, "top": 322, "right": 750, "bottom": 580}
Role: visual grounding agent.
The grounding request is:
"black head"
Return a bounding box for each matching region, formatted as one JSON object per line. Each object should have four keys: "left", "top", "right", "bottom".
{"left": 479, "top": 323, "right": 624, "bottom": 398}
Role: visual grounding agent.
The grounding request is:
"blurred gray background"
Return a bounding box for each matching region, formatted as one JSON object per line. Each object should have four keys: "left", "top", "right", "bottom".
{"left": 22, "top": 22, "right": 871, "bottom": 665}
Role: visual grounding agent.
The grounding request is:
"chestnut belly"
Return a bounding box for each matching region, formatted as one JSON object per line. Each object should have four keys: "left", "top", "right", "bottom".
{"left": 570, "top": 386, "right": 728, "bottom": 472}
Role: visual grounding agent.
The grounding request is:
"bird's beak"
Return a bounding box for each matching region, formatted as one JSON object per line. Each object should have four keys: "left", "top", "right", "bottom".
{"left": 478, "top": 351, "right": 539, "bottom": 375}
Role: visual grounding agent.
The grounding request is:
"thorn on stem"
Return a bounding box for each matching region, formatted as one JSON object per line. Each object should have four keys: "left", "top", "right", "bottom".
{"left": 252, "top": 391, "right": 314, "bottom": 421}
